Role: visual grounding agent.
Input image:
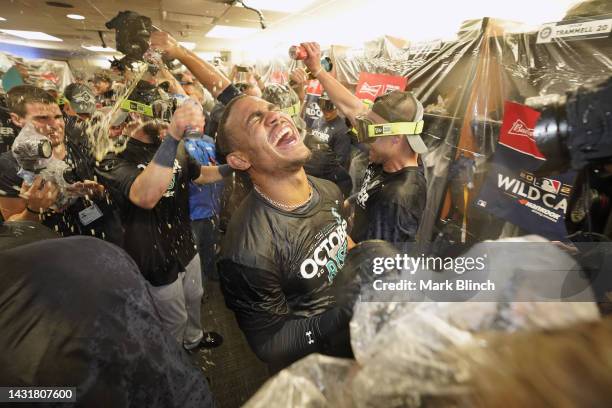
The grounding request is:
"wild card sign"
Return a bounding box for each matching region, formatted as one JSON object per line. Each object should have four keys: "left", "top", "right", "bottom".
{"left": 475, "top": 101, "right": 575, "bottom": 240}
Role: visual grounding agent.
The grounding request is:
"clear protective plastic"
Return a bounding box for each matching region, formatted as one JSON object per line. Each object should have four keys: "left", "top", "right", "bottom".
{"left": 331, "top": 12, "right": 612, "bottom": 248}
{"left": 245, "top": 235, "right": 600, "bottom": 407}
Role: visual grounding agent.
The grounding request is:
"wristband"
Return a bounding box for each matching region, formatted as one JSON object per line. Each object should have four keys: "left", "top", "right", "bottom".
{"left": 312, "top": 67, "right": 324, "bottom": 78}
{"left": 218, "top": 164, "right": 233, "bottom": 178}
{"left": 153, "top": 136, "right": 180, "bottom": 168}
{"left": 26, "top": 206, "right": 41, "bottom": 215}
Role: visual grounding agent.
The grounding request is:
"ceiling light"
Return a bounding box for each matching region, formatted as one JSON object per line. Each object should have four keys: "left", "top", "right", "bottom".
{"left": 81, "top": 45, "right": 116, "bottom": 52}
{"left": 237, "top": 0, "right": 315, "bottom": 13}
{"left": 0, "top": 17, "right": 6, "bottom": 22}
{"left": 178, "top": 41, "right": 196, "bottom": 50}
{"left": 206, "top": 25, "right": 259, "bottom": 39}
{"left": 67, "top": 14, "right": 85, "bottom": 20}
{"left": 0, "top": 30, "right": 63, "bottom": 41}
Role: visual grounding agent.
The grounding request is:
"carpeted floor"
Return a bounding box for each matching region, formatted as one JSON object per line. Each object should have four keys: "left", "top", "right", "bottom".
{"left": 191, "top": 280, "right": 270, "bottom": 408}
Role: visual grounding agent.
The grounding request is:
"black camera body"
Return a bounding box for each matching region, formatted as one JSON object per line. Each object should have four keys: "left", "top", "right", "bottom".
{"left": 105, "top": 11, "right": 154, "bottom": 68}
{"left": 532, "top": 76, "right": 612, "bottom": 175}
{"left": 531, "top": 76, "right": 612, "bottom": 240}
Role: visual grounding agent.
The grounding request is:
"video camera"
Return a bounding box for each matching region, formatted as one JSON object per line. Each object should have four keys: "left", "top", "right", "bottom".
{"left": 105, "top": 10, "right": 178, "bottom": 75}
{"left": 12, "top": 123, "right": 78, "bottom": 208}
{"left": 529, "top": 76, "right": 612, "bottom": 240}
{"left": 105, "top": 11, "right": 156, "bottom": 71}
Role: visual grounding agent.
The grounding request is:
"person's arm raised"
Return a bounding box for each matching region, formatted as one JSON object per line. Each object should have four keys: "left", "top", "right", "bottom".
{"left": 128, "top": 102, "right": 203, "bottom": 209}
{"left": 300, "top": 42, "right": 367, "bottom": 124}
{"left": 151, "top": 32, "right": 232, "bottom": 98}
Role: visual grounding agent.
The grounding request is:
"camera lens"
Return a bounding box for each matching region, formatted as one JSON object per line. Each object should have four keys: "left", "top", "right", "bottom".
{"left": 38, "top": 139, "right": 53, "bottom": 159}
{"left": 534, "top": 102, "right": 571, "bottom": 174}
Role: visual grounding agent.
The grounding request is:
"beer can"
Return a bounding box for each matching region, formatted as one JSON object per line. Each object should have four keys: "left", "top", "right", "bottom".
{"left": 289, "top": 45, "right": 308, "bottom": 60}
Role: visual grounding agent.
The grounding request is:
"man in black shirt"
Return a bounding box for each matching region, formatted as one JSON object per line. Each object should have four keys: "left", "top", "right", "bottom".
{"left": 302, "top": 42, "right": 428, "bottom": 245}
{"left": 0, "top": 85, "right": 123, "bottom": 245}
{"left": 97, "top": 100, "right": 224, "bottom": 349}
{"left": 151, "top": 31, "right": 356, "bottom": 372}
{"left": 309, "top": 93, "right": 351, "bottom": 169}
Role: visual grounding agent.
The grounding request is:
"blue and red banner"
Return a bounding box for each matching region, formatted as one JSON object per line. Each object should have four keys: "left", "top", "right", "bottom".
{"left": 475, "top": 101, "right": 575, "bottom": 240}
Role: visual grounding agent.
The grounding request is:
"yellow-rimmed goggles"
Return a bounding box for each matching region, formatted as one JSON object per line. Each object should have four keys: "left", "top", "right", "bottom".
{"left": 355, "top": 116, "right": 424, "bottom": 144}
{"left": 120, "top": 99, "right": 154, "bottom": 117}
{"left": 281, "top": 102, "right": 301, "bottom": 117}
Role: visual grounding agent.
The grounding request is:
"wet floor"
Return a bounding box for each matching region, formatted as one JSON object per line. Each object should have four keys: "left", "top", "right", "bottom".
{"left": 191, "top": 280, "right": 270, "bottom": 407}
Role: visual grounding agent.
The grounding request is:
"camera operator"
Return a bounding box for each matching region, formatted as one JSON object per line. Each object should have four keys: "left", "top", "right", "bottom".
{"left": 0, "top": 85, "right": 123, "bottom": 245}
{"left": 96, "top": 90, "right": 226, "bottom": 350}
{"left": 301, "top": 42, "right": 427, "bottom": 245}
{"left": 150, "top": 31, "right": 357, "bottom": 372}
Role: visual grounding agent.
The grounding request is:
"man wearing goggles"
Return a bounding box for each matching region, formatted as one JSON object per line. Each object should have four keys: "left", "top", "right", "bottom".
{"left": 302, "top": 42, "right": 427, "bottom": 245}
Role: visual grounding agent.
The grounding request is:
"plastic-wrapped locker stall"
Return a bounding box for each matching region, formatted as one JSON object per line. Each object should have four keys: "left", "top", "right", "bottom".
{"left": 334, "top": 10, "right": 612, "bottom": 249}
{"left": 332, "top": 18, "right": 530, "bottom": 249}
{"left": 414, "top": 12, "right": 612, "bottom": 248}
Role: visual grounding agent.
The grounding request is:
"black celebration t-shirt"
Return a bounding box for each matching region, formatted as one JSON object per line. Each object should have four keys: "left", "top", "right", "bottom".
{"left": 97, "top": 138, "right": 200, "bottom": 286}
{"left": 352, "top": 163, "right": 427, "bottom": 244}
{"left": 219, "top": 176, "right": 351, "bottom": 335}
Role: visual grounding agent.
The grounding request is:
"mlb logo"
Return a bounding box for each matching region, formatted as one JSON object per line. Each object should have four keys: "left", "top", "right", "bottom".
{"left": 477, "top": 200, "right": 487, "bottom": 207}
{"left": 536, "top": 178, "right": 561, "bottom": 194}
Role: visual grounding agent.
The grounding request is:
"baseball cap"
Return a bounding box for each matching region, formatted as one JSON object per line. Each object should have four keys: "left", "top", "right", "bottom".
{"left": 371, "top": 91, "right": 427, "bottom": 154}
{"left": 63, "top": 83, "right": 96, "bottom": 115}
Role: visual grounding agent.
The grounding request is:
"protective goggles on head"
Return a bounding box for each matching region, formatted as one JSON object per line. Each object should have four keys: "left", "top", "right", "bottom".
{"left": 354, "top": 118, "right": 424, "bottom": 144}
{"left": 120, "top": 98, "right": 176, "bottom": 122}
{"left": 281, "top": 102, "right": 301, "bottom": 117}
{"left": 120, "top": 99, "right": 154, "bottom": 117}
{"left": 354, "top": 94, "right": 425, "bottom": 144}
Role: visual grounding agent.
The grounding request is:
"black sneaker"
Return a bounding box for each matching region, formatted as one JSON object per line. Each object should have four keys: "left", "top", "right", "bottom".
{"left": 185, "top": 331, "right": 223, "bottom": 352}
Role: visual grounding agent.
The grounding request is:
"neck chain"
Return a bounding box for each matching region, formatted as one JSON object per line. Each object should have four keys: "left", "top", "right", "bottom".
{"left": 254, "top": 182, "right": 313, "bottom": 211}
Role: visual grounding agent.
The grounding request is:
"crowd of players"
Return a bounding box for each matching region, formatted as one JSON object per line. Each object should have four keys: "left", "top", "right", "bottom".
{"left": 0, "top": 31, "right": 427, "bottom": 380}
{"left": 2, "top": 27, "right": 612, "bottom": 407}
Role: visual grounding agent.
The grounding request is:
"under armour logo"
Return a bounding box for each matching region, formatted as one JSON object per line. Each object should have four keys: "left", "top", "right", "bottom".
{"left": 305, "top": 331, "right": 314, "bottom": 345}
